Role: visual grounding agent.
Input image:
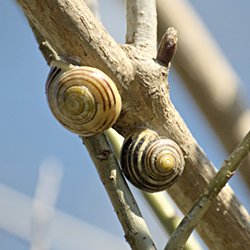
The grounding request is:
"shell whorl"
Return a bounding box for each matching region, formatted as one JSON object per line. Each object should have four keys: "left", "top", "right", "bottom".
{"left": 120, "top": 128, "right": 185, "bottom": 192}
{"left": 46, "top": 61, "right": 122, "bottom": 136}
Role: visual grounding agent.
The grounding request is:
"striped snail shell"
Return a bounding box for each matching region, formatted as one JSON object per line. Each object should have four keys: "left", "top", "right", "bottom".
{"left": 120, "top": 128, "right": 185, "bottom": 192}
{"left": 46, "top": 60, "right": 122, "bottom": 136}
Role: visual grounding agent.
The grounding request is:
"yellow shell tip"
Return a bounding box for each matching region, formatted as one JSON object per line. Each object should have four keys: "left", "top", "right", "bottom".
{"left": 158, "top": 154, "right": 175, "bottom": 172}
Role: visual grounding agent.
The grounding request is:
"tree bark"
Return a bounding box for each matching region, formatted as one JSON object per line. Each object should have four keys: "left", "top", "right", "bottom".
{"left": 16, "top": 0, "right": 250, "bottom": 249}
{"left": 83, "top": 133, "right": 157, "bottom": 250}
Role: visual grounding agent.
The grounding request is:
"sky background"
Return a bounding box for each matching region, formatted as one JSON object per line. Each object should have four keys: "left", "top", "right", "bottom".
{"left": 0, "top": 1, "right": 250, "bottom": 249}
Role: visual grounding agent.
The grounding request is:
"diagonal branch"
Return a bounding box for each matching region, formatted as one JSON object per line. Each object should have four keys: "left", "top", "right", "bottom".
{"left": 126, "top": 0, "right": 157, "bottom": 57}
{"left": 16, "top": 0, "right": 250, "bottom": 249}
{"left": 166, "top": 130, "right": 250, "bottom": 249}
{"left": 83, "top": 133, "right": 157, "bottom": 250}
{"left": 156, "top": 0, "right": 250, "bottom": 189}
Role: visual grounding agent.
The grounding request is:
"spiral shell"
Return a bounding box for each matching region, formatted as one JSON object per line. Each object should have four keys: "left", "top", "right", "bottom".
{"left": 46, "top": 60, "right": 122, "bottom": 136}
{"left": 120, "top": 128, "right": 185, "bottom": 192}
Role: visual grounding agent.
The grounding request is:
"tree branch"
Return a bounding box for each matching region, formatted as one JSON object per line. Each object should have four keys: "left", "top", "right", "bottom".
{"left": 166, "top": 130, "right": 250, "bottom": 250}
{"left": 142, "top": 192, "right": 203, "bottom": 250}
{"left": 83, "top": 133, "right": 157, "bottom": 250}
{"left": 105, "top": 129, "right": 202, "bottom": 250}
{"left": 16, "top": 0, "right": 250, "bottom": 249}
{"left": 156, "top": 0, "right": 250, "bottom": 189}
{"left": 126, "top": 0, "right": 157, "bottom": 57}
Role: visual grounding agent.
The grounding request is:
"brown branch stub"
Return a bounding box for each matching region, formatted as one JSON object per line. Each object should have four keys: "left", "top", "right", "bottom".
{"left": 157, "top": 27, "right": 178, "bottom": 67}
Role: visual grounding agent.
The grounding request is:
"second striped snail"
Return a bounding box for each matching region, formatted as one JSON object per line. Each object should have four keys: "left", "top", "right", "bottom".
{"left": 120, "top": 128, "right": 185, "bottom": 192}
{"left": 45, "top": 60, "right": 122, "bottom": 136}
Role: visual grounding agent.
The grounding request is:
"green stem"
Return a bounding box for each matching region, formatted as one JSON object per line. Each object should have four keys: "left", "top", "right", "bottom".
{"left": 165, "top": 130, "right": 250, "bottom": 250}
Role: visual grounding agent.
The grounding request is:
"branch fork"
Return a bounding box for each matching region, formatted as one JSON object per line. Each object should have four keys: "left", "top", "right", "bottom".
{"left": 16, "top": 0, "right": 250, "bottom": 249}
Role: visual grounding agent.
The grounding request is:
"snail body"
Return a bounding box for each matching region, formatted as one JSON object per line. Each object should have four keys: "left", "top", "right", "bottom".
{"left": 46, "top": 60, "right": 122, "bottom": 136}
{"left": 120, "top": 128, "right": 185, "bottom": 192}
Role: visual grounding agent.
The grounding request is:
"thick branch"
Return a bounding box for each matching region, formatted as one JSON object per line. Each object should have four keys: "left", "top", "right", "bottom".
{"left": 126, "top": 0, "right": 157, "bottom": 57}
{"left": 83, "top": 134, "right": 156, "bottom": 250}
{"left": 17, "top": 1, "right": 250, "bottom": 249}
{"left": 156, "top": 0, "right": 250, "bottom": 188}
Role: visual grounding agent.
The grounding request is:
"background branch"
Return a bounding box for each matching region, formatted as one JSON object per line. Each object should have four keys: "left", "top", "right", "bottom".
{"left": 17, "top": 0, "right": 250, "bottom": 249}
{"left": 156, "top": 0, "right": 250, "bottom": 189}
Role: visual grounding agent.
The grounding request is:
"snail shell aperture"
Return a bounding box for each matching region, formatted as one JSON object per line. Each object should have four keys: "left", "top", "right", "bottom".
{"left": 120, "top": 128, "right": 185, "bottom": 192}
{"left": 46, "top": 60, "right": 122, "bottom": 136}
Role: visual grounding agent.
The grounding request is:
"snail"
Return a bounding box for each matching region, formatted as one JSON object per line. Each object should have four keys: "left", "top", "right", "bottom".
{"left": 45, "top": 60, "right": 122, "bottom": 136}
{"left": 120, "top": 128, "right": 185, "bottom": 192}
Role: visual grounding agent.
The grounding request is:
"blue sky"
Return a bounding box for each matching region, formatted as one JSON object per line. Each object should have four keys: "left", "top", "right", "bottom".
{"left": 0, "top": 1, "right": 249, "bottom": 249}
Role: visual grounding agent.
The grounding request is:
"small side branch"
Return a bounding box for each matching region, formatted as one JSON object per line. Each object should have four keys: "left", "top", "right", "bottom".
{"left": 83, "top": 134, "right": 157, "bottom": 250}
{"left": 28, "top": 19, "right": 59, "bottom": 64}
{"left": 126, "top": 0, "right": 157, "bottom": 57}
{"left": 157, "top": 27, "right": 178, "bottom": 68}
{"left": 165, "top": 130, "right": 250, "bottom": 250}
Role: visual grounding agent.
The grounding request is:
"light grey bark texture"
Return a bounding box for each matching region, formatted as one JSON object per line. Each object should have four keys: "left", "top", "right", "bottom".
{"left": 126, "top": 0, "right": 157, "bottom": 57}
{"left": 83, "top": 133, "right": 157, "bottom": 250}
{"left": 16, "top": 0, "right": 250, "bottom": 249}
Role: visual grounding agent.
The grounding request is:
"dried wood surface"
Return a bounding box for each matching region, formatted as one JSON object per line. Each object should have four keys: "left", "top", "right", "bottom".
{"left": 16, "top": 0, "right": 250, "bottom": 249}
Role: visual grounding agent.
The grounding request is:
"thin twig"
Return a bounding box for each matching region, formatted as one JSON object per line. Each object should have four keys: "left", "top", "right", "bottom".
{"left": 28, "top": 19, "right": 59, "bottom": 64}
{"left": 105, "top": 129, "right": 203, "bottom": 250}
{"left": 165, "top": 130, "right": 250, "bottom": 250}
{"left": 126, "top": 0, "right": 157, "bottom": 57}
{"left": 83, "top": 134, "right": 157, "bottom": 250}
